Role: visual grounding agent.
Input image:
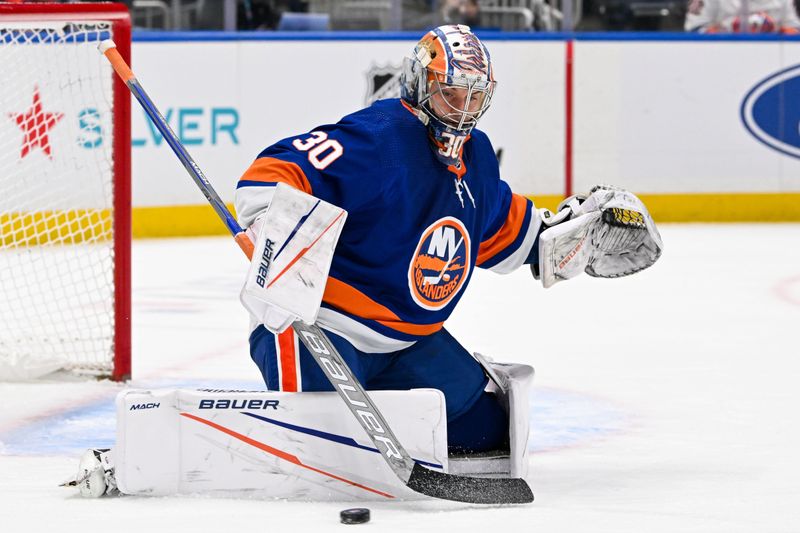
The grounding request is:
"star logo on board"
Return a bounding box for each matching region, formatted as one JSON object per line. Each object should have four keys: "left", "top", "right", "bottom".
{"left": 8, "top": 86, "right": 64, "bottom": 159}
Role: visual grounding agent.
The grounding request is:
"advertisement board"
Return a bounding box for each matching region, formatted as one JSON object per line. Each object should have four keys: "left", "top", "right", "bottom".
{"left": 125, "top": 34, "right": 800, "bottom": 233}
{"left": 131, "top": 37, "right": 565, "bottom": 211}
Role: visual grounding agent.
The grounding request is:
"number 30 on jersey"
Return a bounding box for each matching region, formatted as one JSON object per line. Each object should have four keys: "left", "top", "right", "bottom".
{"left": 292, "top": 131, "right": 343, "bottom": 170}
{"left": 438, "top": 132, "right": 465, "bottom": 159}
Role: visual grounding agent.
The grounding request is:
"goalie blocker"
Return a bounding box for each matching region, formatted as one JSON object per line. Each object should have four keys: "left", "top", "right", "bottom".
{"left": 240, "top": 183, "right": 347, "bottom": 334}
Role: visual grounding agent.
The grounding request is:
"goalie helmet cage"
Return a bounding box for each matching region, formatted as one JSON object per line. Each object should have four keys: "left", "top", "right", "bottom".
{"left": 0, "top": 3, "right": 131, "bottom": 381}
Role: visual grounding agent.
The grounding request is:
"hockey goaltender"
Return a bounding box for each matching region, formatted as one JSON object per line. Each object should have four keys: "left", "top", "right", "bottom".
{"left": 70, "top": 25, "right": 662, "bottom": 504}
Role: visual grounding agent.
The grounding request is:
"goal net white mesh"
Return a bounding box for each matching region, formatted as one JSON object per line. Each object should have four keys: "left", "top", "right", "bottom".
{"left": 0, "top": 21, "right": 119, "bottom": 380}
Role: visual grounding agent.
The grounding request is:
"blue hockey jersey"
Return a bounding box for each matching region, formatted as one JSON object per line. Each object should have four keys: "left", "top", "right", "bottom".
{"left": 235, "top": 99, "right": 540, "bottom": 353}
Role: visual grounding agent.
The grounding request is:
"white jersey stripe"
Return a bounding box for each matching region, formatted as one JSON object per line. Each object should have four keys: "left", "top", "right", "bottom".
{"left": 235, "top": 185, "right": 276, "bottom": 228}
{"left": 316, "top": 308, "right": 417, "bottom": 353}
{"left": 293, "top": 329, "right": 303, "bottom": 392}
{"left": 486, "top": 210, "right": 541, "bottom": 274}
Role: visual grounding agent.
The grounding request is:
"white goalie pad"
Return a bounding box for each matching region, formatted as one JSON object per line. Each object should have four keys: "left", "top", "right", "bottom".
{"left": 241, "top": 183, "right": 347, "bottom": 332}
{"left": 488, "top": 360, "right": 534, "bottom": 479}
{"left": 538, "top": 186, "right": 663, "bottom": 288}
{"left": 450, "top": 355, "right": 534, "bottom": 479}
{"left": 114, "top": 388, "right": 447, "bottom": 501}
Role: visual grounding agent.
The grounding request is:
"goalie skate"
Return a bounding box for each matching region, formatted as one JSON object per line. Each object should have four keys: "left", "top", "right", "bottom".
{"left": 62, "top": 448, "right": 118, "bottom": 498}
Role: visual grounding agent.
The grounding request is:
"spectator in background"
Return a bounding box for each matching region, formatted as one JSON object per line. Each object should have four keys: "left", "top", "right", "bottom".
{"left": 404, "top": 0, "right": 455, "bottom": 30}
{"left": 441, "top": 0, "right": 482, "bottom": 26}
{"left": 238, "top": 0, "right": 280, "bottom": 30}
{"left": 456, "top": 0, "right": 482, "bottom": 26}
{"left": 685, "top": 0, "right": 800, "bottom": 32}
{"left": 404, "top": 0, "right": 482, "bottom": 30}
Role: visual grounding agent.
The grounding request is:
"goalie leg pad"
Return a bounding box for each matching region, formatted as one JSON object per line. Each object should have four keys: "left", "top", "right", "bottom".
{"left": 448, "top": 354, "right": 534, "bottom": 479}
{"left": 484, "top": 358, "right": 534, "bottom": 479}
{"left": 113, "top": 388, "right": 447, "bottom": 501}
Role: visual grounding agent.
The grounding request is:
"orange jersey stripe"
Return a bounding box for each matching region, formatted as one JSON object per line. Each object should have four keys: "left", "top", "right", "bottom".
{"left": 448, "top": 162, "right": 467, "bottom": 180}
{"left": 400, "top": 99, "right": 418, "bottom": 116}
{"left": 446, "top": 135, "right": 470, "bottom": 179}
{"left": 323, "top": 277, "right": 444, "bottom": 336}
{"left": 378, "top": 319, "right": 443, "bottom": 336}
{"left": 477, "top": 193, "right": 529, "bottom": 265}
{"left": 239, "top": 157, "right": 312, "bottom": 194}
{"left": 277, "top": 329, "right": 298, "bottom": 392}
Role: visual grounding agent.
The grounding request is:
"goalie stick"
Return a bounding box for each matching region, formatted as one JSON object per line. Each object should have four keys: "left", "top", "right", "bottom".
{"left": 98, "top": 40, "right": 533, "bottom": 505}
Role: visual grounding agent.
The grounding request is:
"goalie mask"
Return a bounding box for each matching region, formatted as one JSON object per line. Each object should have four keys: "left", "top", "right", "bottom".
{"left": 401, "top": 25, "right": 496, "bottom": 166}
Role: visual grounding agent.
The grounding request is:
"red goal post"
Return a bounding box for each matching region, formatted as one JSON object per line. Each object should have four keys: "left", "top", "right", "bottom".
{"left": 0, "top": 3, "right": 131, "bottom": 381}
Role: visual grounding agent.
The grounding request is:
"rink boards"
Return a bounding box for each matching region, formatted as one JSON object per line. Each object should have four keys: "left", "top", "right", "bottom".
{"left": 118, "top": 33, "right": 800, "bottom": 230}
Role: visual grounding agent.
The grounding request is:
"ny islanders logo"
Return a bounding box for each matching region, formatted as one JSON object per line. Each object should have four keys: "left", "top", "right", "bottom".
{"left": 408, "top": 217, "right": 470, "bottom": 311}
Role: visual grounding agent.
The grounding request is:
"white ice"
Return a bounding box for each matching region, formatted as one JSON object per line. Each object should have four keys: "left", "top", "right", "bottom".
{"left": 1, "top": 224, "right": 799, "bottom": 532}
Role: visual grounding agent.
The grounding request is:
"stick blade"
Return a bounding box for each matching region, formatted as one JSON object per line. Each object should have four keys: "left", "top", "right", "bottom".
{"left": 406, "top": 463, "right": 534, "bottom": 504}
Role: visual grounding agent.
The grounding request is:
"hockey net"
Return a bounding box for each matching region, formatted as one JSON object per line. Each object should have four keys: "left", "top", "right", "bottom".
{"left": 0, "top": 4, "right": 131, "bottom": 381}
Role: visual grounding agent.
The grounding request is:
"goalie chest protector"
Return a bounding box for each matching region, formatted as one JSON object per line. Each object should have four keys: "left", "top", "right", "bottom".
{"left": 236, "top": 99, "right": 535, "bottom": 349}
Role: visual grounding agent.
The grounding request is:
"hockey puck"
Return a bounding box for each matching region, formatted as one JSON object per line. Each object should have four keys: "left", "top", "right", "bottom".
{"left": 340, "top": 508, "right": 370, "bottom": 524}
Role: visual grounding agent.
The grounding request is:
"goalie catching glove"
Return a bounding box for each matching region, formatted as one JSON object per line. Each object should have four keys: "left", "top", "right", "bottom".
{"left": 533, "top": 185, "right": 663, "bottom": 288}
{"left": 240, "top": 183, "right": 347, "bottom": 333}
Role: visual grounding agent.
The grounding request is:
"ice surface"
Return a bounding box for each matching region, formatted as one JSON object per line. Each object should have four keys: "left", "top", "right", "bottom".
{"left": 2, "top": 224, "right": 799, "bottom": 532}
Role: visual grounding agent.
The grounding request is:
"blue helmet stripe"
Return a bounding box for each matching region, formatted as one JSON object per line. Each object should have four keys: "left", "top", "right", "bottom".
{"left": 483, "top": 43, "right": 493, "bottom": 80}
{"left": 432, "top": 26, "right": 454, "bottom": 80}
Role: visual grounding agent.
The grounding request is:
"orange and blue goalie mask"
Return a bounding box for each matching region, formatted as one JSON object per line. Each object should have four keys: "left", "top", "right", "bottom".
{"left": 401, "top": 25, "right": 496, "bottom": 166}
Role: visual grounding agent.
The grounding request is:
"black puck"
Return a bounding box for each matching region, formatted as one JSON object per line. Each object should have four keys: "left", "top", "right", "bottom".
{"left": 340, "top": 508, "right": 370, "bottom": 524}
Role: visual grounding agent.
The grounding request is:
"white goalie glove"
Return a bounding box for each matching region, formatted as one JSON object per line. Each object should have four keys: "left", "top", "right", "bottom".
{"left": 240, "top": 183, "right": 347, "bottom": 333}
{"left": 533, "top": 185, "right": 663, "bottom": 288}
